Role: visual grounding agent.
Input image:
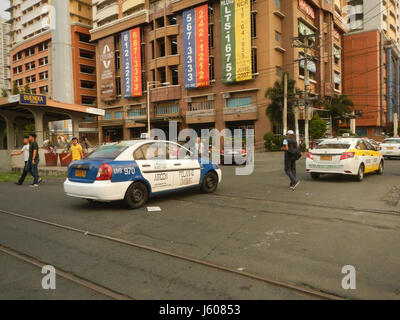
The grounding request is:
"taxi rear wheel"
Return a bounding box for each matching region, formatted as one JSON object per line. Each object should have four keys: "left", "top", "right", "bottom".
{"left": 356, "top": 164, "right": 365, "bottom": 181}
{"left": 310, "top": 173, "right": 320, "bottom": 180}
{"left": 124, "top": 182, "right": 148, "bottom": 209}
{"left": 201, "top": 171, "right": 218, "bottom": 193}
{"left": 376, "top": 161, "right": 384, "bottom": 175}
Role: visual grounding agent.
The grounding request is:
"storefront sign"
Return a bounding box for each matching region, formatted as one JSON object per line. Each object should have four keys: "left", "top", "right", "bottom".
{"left": 183, "top": 4, "right": 209, "bottom": 89}
{"left": 221, "top": 0, "right": 252, "bottom": 83}
{"left": 298, "top": 0, "right": 315, "bottom": 19}
{"left": 19, "top": 94, "right": 47, "bottom": 106}
{"left": 122, "top": 27, "right": 142, "bottom": 98}
{"left": 99, "top": 36, "right": 116, "bottom": 101}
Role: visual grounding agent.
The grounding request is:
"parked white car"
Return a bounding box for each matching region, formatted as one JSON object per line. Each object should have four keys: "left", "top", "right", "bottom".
{"left": 380, "top": 138, "right": 400, "bottom": 159}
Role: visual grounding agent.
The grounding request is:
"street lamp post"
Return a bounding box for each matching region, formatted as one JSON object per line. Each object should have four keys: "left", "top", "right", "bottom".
{"left": 146, "top": 81, "right": 170, "bottom": 138}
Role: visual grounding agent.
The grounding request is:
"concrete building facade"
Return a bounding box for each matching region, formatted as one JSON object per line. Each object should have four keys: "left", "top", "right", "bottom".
{"left": 343, "top": 0, "right": 400, "bottom": 137}
{"left": 90, "top": 0, "right": 347, "bottom": 145}
{"left": 0, "top": 18, "right": 11, "bottom": 95}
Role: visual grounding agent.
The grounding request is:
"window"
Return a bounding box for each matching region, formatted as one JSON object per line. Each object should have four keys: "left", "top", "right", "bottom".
{"left": 226, "top": 97, "right": 253, "bottom": 108}
{"left": 275, "top": 31, "right": 282, "bottom": 43}
{"left": 167, "top": 15, "right": 176, "bottom": 25}
{"left": 80, "top": 65, "right": 95, "bottom": 74}
{"left": 170, "top": 36, "right": 177, "bottom": 55}
{"left": 115, "top": 50, "right": 121, "bottom": 70}
{"left": 276, "top": 66, "right": 282, "bottom": 77}
{"left": 158, "top": 67, "right": 166, "bottom": 84}
{"left": 134, "top": 142, "right": 168, "bottom": 160}
{"left": 156, "top": 17, "right": 165, "bottom": 28}
{"left": 38, "top": 56, "right": 48, "bottom": 66}
{"left": 157, "top": 38, "right": 165, "bottom": 57}
{"left": 116, "top": 77, "right": 121, "bottom": 96}
{"left": 39, "top": 71, "right": 49, "bottom": 80}
{"left": 274, "top": 0, "right": 281, "bottom": 8}
{"left": 80, "top": 49, "right": 95, "bottom": 59}
{"left": 114, "top": 111, "right": 123, "bottom": 119}
{"left": 170, "top": 66, "right": 178, "bottom": 85}
{"left": 209, "top": 24, "right": 214, "bottom": 49}
{"left": 82, "top": 96, "right": 96, "bottom": 105}
{"left": 357, "top": 141, "right": 368, "bottom": 150}
{"left": 81, "top": 80, "right": 95, "bottom": 89}
{"left": 209, "top": 56, "right": 215, "bottom": 81}
{"left": 251, "top": 12, "right": 257, "bottom": 38}
{"left": 252, "top": 48, "right": 257, "bottom": 74}
{"left": 104, "top": 113, "right": 112, "bottom": 120}
{"left": 79, "top": 33, "right": 90, "bottom": 43}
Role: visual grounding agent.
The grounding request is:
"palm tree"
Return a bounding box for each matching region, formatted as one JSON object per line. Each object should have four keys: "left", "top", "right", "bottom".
{"left": 321, "top": 94, "right": 354, "bottom": 134}
{"left": 265, "top": 72, "right": 300, "bottom": 132}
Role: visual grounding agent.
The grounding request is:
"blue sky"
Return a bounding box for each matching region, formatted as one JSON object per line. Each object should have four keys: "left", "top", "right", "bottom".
{"left": 0, "top": 0, "right": 10, "bottom": 20}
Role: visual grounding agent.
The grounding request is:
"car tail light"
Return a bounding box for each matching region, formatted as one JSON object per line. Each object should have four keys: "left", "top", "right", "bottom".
{"left": 340, "top": 152, "right": 355, "bottom": 160}
{"left": 221, "top": 150, "right": 224, "bottom": 154}
{"left": 242, "top": 149, "right": 247, "bottom": 154}
{"left": 307, "top": 152, "right": 313, "bottom": 160}
{"left": 96, "top": 163, "right": 112, "bottom": 181}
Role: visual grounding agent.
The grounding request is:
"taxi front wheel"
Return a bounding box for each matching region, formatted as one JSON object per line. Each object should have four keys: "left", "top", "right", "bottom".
{"left": 201, "top": 171, "right": 219, "bottom": 193}
{"left": 125, "top": 182, "right": 149, "bottom": 209}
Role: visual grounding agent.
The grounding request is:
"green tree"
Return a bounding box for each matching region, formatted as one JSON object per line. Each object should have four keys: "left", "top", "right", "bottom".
{"left": 1, "top": 88, "right": 7, "bottom": 97}
{"left": 24, "top": 84, "right": 31, "bottom": 94}
{"left": 321, "top": 94, "right": 354, "bottom": 134}
{"left": 265, "top": 72, "right": 300, "bottom": 132}
{"left": 12, "top": 81, "right": 19, "bottom": 95}
{"left": 309, "top": 114, "right": 327, "bottom": 139}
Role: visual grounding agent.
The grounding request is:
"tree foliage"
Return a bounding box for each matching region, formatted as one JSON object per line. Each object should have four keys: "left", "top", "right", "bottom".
{"left": 1, "top": 88, "right": 7, "bottom": 97}
{"left": 24, "top": 84, "right": 32, "bottom": 94}
{"left": 320, "top": 94, "right": 354, "bottom": 133}
{"left": 12, "top": 81, "right": 19, "bottom": 95}
{"left": 309, "top": 114, "right": 327, "bottom": 139}
{"left": 265, "top": 72, "right": 300, "bottom": 131}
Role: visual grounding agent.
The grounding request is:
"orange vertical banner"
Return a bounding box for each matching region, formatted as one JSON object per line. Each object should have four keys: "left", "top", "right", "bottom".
{"left": 130, "top": 27, "right": 142, "bottom": 97}
{"left": 195, "top": 4, "right": 209, "bottom": 87}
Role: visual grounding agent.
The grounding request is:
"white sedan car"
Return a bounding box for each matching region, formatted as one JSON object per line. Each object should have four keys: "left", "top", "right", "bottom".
{"left": 306, "top": 138, "right": 384, "bottom": 181}
{"left": 64, "top": 140, "right": 222, "bottom": 209}
{"left": 380, "top": 138, "right": 400, "bottom": 159}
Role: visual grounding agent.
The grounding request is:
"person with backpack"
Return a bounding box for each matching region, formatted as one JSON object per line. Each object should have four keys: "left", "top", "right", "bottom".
{"left": 282, "top": 130, "right": 301, "bottom": 190}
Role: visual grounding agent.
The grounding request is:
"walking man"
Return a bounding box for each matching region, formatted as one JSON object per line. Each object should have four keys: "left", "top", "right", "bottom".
{"left": 27, "top": 133, "right": 41, "bottom": 188}
{"left": 11, "top": 136, "right": 30, "bottom": 185}
{"left": 282, "top": 130, "right": 300, "bottom": 190}
{"left": 62, "top": 137, "right": 83, "bottom": 162}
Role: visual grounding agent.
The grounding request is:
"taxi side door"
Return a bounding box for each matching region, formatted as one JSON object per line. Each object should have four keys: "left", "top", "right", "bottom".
{"left": 133, "top": 142, "right": 175, "bottom": 192}
{"left": 364, "top": 140, "right": 380, "bottom": 171}
{"left": 357, "top": 140, "right": 373, "bottom": 173}
{"left": 167, "top": 142, "right": 201, "bottom": 189}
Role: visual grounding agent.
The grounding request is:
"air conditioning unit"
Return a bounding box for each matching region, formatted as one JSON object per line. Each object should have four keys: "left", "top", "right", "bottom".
{"left": 222, "top": 93, "right": 231, "bottom": 99}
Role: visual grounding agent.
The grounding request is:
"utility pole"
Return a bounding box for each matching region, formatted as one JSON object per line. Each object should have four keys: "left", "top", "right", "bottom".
{"left": 292, "top": 33, "right": 319, "bottom": 150}
{"left": 394, "top": 112, "right": 399, "bottom": 137}
{"left": 283, "top": 72, "right": 288, "bottom": 135}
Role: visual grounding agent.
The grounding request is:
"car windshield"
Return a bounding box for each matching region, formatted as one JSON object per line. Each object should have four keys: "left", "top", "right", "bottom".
{"left": 86, "top": 144, "right": 130, "bottom": 160}
{"left": 316, "top": 143, "right": 351, "bottom": 149}
{"left": 382, "top": 139, "right": 400, "bottom": 144}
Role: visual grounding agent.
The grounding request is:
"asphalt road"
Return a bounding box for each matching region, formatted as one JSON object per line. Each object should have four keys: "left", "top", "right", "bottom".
{"left": 0, "top": 153, "right": 399, "bottom": 300}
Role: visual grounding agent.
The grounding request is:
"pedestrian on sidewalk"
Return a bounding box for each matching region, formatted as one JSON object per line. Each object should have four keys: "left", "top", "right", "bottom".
{"left": 27, "top": 133, "right": 42, "bottom": 188}
{"left": 282, "top": 130, "right": 301, "bottom": 190}
{"left": 11, "top": 136, "right": 30, "bottom": 185}
{"left": 62, "top": 137, "right": 83, "bottom": 162}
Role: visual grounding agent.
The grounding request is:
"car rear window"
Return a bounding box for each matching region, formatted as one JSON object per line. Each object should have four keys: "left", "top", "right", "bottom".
{"left": 316, "top": 143, "right": 351, "bottom": 149}
{"left": 86, "top": 144, "right": 130, "bottom": 160}
{"left": 383, "top": 139, "right": 400, "bottom": 144}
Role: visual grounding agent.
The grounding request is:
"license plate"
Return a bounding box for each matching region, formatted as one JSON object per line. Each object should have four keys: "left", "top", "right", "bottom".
{"left": 387, "top": 147, "right": 394, "bottom": 150}
{"left": 75, "top": 169, "right": 86, "bottom": 178}
{"left": 320, "top": 155, "right": 332, "bottom": 161}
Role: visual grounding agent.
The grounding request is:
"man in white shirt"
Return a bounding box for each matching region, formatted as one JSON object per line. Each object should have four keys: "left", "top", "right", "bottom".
{"left": 11, "top": 136, "right": 30, "bottom": 185}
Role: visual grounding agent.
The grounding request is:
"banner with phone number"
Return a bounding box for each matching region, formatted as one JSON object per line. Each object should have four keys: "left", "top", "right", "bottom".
{"left": 183, "top": 4, "right": 209, "bottom": 89}
{"left": 221, "top": 0, "right": 252, "bottom": 83}
{"left": 122, "top": 27, "right": 142, "bottom": 97}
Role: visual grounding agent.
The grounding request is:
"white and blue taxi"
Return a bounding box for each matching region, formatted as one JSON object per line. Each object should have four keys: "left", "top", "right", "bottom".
{"left": 64, "top": 140, "right": 222, "bottom": 209}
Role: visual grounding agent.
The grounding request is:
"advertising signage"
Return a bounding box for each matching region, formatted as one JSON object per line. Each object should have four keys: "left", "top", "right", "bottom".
{"left": 221, "top": 0, "right": 252, "bottom": 83}
{"left": 183, "top": 4, "right": 210, "bottom": 89}
{"left": 19, "top": 94, "right": 47, "bottom": 106}
{"left": 99, "top": 36, "right": 116, "bottom": 101}
{"left": 122, "top": 28, "right": 142, "bottom": 98}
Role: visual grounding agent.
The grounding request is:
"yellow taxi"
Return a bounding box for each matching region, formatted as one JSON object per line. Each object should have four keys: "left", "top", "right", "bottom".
{"left": 306, "top": 138, "right": 383, "bottom": 181}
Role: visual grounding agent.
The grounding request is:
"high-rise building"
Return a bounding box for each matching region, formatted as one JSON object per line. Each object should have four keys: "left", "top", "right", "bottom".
{"left": 8, "top": 0, "right": 97, "bottom": 107}
{"left": 0, "top": 18, "right": 11, "bottom": 95}
{"left": 90, "top": 0, "right": 347, "bottom": 144}
{"left": 343, "top": 0, "right": 400, "bottom": 137}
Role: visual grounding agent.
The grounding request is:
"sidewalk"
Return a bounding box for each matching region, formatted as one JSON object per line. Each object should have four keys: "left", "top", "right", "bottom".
{"left": 12, "top": 165, "right": 67, "bottom": 176}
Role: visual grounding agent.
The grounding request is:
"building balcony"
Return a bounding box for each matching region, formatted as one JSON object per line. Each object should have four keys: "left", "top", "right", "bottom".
{"left": 127, "top": 107, "right": 147, "bottom": 121}
{"left": 20, "top": 20, "right": 46, "bottom": 39}
{"left": 21, "top": 5, "right": 47, "bottom": 25}
{"left": 223, "top": 105, "right": 258, "bottom": 122}
{"left": 150, "top": 85, "right": 181, "bottom": 103}
{"left": 122, "top": 0, "right": 145, "bottom": 14}
{"left": 20, "top": 0, "right": 42, "bottom": 12}
{"left": 186, "top": 101, "right": 216, "bottom": 124}
{"left": 155, "top": 105, "right": 179, "bottom": 118}
{"left": 95, "top": 2, "right": 119, "bottom": 25}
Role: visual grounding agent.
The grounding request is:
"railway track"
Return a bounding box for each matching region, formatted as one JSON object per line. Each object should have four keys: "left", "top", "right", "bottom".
{"left": 0, "top": 208, "right": 345, "bottom": 300}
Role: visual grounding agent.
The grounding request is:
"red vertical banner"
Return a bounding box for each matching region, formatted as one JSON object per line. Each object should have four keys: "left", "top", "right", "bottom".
{"left": 130, "top": 27, "right": 142, "bottom": 97}
{"left": 195, "top": 4, "right": 209, "bottom": 87}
